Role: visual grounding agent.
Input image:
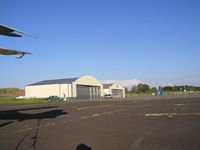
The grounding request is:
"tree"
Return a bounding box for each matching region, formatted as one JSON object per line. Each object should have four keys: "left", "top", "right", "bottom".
{"left": 125, "top": 87, "right": 129, "bottom": 93}
{"left": 135, "top": 84, "right": 150, "bottom": 93}
{"left": 162, "top": 86, "right": 172, "bottom": 91}
{"left": 130, "top": 85, "right": 137, "bottom": 93}
{"left": 150, "top": 87, "right": 157, "bottom": 93}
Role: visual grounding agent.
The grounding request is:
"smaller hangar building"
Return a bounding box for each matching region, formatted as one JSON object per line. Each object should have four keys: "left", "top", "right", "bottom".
{"left": 25, "top": 75, "right": 103, "bottom": 100}
{"left": 103, "top": 83, "right": 125, "bottom": 97}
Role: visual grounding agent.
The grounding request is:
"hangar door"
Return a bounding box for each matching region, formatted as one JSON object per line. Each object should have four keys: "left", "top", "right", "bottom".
{"left": 77, "top": 85, "right": 100, "bottom": 100}
{"left": 112, "top": 89, "right": 123, "bottom": 97}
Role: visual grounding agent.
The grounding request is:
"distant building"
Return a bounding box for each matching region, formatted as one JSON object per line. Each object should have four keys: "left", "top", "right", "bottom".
{"left": 25, "top": 75, "right": 103, "bottom": 100}
{"left": 103, "top": 83, "right": 125, "bottom": 97}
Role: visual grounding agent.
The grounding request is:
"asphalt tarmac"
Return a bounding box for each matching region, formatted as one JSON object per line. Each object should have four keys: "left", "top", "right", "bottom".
{"left": 0, "top": 94, "right": 200, "bottom": 150}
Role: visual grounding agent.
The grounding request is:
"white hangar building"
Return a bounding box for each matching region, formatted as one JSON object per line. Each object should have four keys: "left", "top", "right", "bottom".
{"left": 103, "top": 83, "right": 125, "bottom": 97}
{"left": 25, "top": 75, "right": 103, "bottom": 100}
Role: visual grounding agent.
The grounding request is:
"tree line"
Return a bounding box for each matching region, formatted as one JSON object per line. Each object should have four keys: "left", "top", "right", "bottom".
{"left": 126, "top": 84, "right": 200, "bottom": 94}
{"left": 161, "top": 85, "right": 200, "bottom": 91}
{"left": 126, "top": 84, "right": 156, "bottom": 94}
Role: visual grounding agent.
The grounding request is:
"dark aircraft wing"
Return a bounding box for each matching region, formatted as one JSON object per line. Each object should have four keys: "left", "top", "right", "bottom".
{"left": 0, "top": 24, "right": 36, "bottom": 38}
{"left": 0, "top": 48, "right": 32, "bottom": 58}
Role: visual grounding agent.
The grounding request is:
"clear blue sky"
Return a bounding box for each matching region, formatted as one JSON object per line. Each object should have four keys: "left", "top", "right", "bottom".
{"left": 1, "top": 0, "right": 200, "bottom": 88}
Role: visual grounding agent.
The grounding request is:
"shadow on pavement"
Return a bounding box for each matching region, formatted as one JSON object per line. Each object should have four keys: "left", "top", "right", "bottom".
{"left": 0, "top": 106, "right": 67, "bottom": 127}
{"left": 76, "top": 144, "right": 92, "bottom": 150}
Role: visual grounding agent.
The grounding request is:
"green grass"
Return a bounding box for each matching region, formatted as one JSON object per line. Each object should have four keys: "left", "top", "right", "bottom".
{"left": 126, "top": 93, "right": 153, "bottom": 97}
{"left": 0, "top": 98, "right": 63, "bottom": 104}
{"left": 0, "top": 96, "right": 6, "bottom": 99}
{"left": 126, "top": 91, "right": 200, "bottom": 97}
{"left": 163, "top": 91, "right": 200, "bottom": 95}
{"left": 0, "top": 88, "right": 22, "bottom": 94}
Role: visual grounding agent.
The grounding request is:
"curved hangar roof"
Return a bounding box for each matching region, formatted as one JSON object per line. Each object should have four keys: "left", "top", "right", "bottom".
{"left": 27, "top": 75, "right": 102, "bottom": 86}
{"left": 103, "top": 83, "right": 124, "bottom": 89}
{"left": 28, "top": 78, "right": 78, "bottom": 86}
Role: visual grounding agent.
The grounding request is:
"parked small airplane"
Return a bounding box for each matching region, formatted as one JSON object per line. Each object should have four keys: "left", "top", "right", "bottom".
{"left": 0, "top": 24, "right": 36, "bottom": 58}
